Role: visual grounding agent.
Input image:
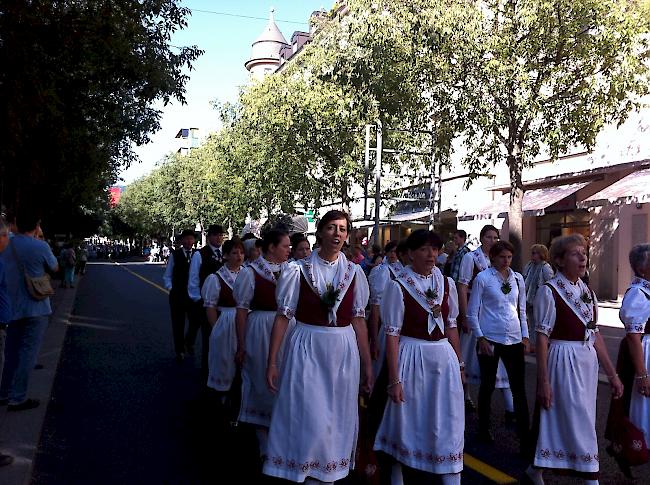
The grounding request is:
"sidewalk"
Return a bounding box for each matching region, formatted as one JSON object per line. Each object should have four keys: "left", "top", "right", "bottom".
{"left": 0, "top": 279, "right": 79, "bottom": 485}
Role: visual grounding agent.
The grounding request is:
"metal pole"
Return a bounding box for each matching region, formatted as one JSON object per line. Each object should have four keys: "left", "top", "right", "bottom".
{"left": 429, "top": 133, "right": 436, "bottom": 231}
{"left": 364, "top": 125, "right": 371, "bottom": 220}
{"left": 373, "top": 121, "right": 383, "bottom": 246}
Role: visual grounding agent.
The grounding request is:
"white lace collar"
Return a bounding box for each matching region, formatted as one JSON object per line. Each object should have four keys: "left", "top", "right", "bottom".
{"left": 217, "top": 265, "right": 239, "bottom": 289}
{"left": 250, "top": 256, "right": 283, "bottom": 283}
{"left": 547, "top": 272, "right": 596, "bottom": 326}
{"left": 631, "top": 276, "right": 650, "bottom": 296}
{"left": 396, "top": 266, "right": 445, "bottom": 334}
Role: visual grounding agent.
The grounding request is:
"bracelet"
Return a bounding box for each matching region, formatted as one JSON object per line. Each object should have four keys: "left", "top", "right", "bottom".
{"left": 386, "top": 379, "right": 402, "bottom": 390}
{"left": 607, "top": 373, "right": 619, "bottom": 381}
{"left": 635, "top": 373, "right": 649, "bottom": 380}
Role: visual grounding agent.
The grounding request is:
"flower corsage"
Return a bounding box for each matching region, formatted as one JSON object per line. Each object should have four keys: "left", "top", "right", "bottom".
{"left": 425, "top": 288, "right": 442, "bottom": 317}
{"left": 321, "top": 283, "right": 341, "bottom": 309}
{"left": 501, "top": 281, "right": 512, "bottom": 294}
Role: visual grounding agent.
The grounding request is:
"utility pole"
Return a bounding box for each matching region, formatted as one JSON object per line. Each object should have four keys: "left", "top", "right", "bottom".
{"left": 373, "top": 120, "right": 383, "bottom": 245}
{"left": 364, "top": 125, "right": 371, "bottom": 220}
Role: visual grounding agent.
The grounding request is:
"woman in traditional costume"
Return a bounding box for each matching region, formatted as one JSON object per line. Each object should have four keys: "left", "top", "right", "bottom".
{"left": 290, "top": 233, "right": 312, "bottom": 262}
{"left": 457, "top": 225, "right": 513, "bottom": 416}
{"left": 525, "top": 234, "right": 623, "bottom": 485}
{"left": 202, "top": 238, "right": 244, "bottom": 394}
{"left": 373, "top": 229, "right": 464, "bottom": 484}
{"left": 263, "top": 210, "right": 372, "bottom": 484}
{"left": 467, "top": 240, "right": 530, "bottom": 447}
{"left": 605, "top": 243, "right": 650, "bottom": 477}
{"left": 234, "top": 229, "right": 291, "bottom": 455}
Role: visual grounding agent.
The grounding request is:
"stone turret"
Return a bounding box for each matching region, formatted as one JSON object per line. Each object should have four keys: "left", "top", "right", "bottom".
{"left": 244, "top": 8, "right": 289, "bottom": 79}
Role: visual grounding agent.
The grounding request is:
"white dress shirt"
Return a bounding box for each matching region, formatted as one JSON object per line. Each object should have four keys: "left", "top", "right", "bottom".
{"left": 187, "top": 244, "right": 222, "bottom": 301}
{"left": 162, "top": 249, "right": 193, "bottom": 290}
{"left": 467, "top": 267, "right": 528, "bottom": 344}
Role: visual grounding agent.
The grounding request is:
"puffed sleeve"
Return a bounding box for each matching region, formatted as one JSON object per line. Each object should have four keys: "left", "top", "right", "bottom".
{"left": 381, "top": 280, "right": 405, "bottom": 336}
{"left": 233, "top": 267, "right": 255, "bottom": 310}
{"left": 369, "top": 265, "right": 388, "bottom": 306}
{"left": 352, "top": 265, "right": 370, "bottom": 318}
{"left": 457, "top": 252, "right": 474, "bottom": 285}
{"left": 201, "top": 274, "right": 221, "bottom": 308}
{"left": 620, "top": 287, "right": 650, "bottom": 334}
{"left": 466, "top": 271, "right": 484, "bottom": 337}
{"left": 534, "top": 284, "right": 556, "bottom": 337}
{"left": 445, "top": 276, "right": 459, "bottom": 328}
{"left": 276, "top": 262, "right": 301, "bottom": 319}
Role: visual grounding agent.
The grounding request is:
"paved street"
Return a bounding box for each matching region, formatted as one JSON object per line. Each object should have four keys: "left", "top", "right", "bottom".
{"left": 28, "top": 262, "right": 650, "bottom": 484}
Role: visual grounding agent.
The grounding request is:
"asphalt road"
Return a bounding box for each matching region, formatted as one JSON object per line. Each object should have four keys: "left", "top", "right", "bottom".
{"left": 30, "top": 262, "right": 650, "bottom": 484}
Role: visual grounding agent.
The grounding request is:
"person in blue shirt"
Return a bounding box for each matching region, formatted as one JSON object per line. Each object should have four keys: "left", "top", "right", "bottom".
{"left": 0, "top": 218, "right": 15, "bottom": 466}
{"left": 0, "top": 208, "right": 58, "bottom": 411}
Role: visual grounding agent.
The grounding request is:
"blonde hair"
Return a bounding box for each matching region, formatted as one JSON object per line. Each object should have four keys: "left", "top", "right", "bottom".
{"left": 531, "top": 244, "right": 549, "bottom": 262}
{"left": 549, "top": 234, "right": 587, "bottom": 267}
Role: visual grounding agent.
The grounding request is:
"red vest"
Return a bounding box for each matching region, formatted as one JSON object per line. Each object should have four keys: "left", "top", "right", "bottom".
{"left": 216, "top": 274, "right": 236, "bottom": 308}
{"left": 399, "top": 277, "right": 450, "bottom": 341}
{"left": 250, "top": 271, "right": 277, "bottom": 311}
{"left": 294, "top": 273, "right": 356, "bottom": 327}
{"left": 547, "top": 284, "right": 590, "bottom": 341}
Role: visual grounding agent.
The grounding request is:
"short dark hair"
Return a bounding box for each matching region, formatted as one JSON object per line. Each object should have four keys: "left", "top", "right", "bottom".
{"left": 261, "top": 229, "right": 289, "bottom": 253}
{"left": 454, "top": 229, "right": 467, "bottom": 240}
{"left": 480, "top": 224, "right": 499, "bottom": 239}
{"left": 316, "top": 210, "right": 352, "bottom": 234}
{"left": 223, "top": 237, "right": 244, "bottom": 255}
{"left": 384, "top": 241, "right": 398, "bottom": 253}
{"left": 16, "top": 206, "right": 41, "bottom": 233}
{"left": 290, "top": 232, "right": 307, "bottom": 248}
{"left": 489, "top": 240, "right": 515, "bottom": 259}
{"left": 396, "top": 240, "right": 408, "bottom": 255}
{"left": 405, "top": 230, "right": 443, "bottom": 251}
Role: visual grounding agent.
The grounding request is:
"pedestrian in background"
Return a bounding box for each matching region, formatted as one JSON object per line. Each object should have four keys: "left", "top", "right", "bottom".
{"left": 60, "top": 243, "right": 76, "bottom": 288}
{"left": 523, "top": 244, "right": 554, "bottom": 352}
{"left": 163, "top": 229, "right": 197, "bottom": 363}
{"left": 77, "top": 245, "right": 89, "bottom": 275}
{"left": 0, "top": 207, "right": 59, "bottom": 411}
{"left": 449, "top": 229, "right": 470, "bottom": 284}
{"left": 0, "top": 218, "right": 15, "bottom": 466}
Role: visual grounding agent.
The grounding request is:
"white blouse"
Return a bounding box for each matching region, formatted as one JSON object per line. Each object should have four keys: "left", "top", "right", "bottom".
{"left": 466, "top": 268, "right": 528, "bottom": 344}
{"left": 233, "top": 259, "right": 283, "bottom": 310}
{"left": 381, "top": 267, "right": 459, "bottom": 337}
{"left": 534, "top": 272, "right": 599, "bottom": 337}
{"left": 276, "top": 252, "right": 369, "bottom": 323}
{"left": 620, "top": 277, "right": 650, "bottom": 334}
{"left": 458, "top": 247, "right": 490, "bottom": 286}
{"left": 202, "top": 268, "right": 240, "bottom": 308}
{"left": 368, "top": 261, "right": 403, "bottom": 306}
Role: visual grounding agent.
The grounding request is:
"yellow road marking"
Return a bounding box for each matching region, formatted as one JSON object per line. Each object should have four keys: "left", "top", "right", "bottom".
{"left": 115, "top": 262, "right": 169, "bottom": 295}
{"left": 464, "top": 453, "right": 517, "bottom": 484}
{"left": 119, "top": 266, "right": 517, "bottom": 484}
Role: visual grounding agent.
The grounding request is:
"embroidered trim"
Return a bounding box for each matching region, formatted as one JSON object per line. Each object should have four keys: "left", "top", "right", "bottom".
{"left": 303, "top": 258, "right": 354, "bottom": 297}
{"left": 251, "top": 257, "right": 280, "bottom": 283}
{"left": 385, "top": 326, "right": 401, "bottom": 336}
{"left": 278, "top": 306, "right": 296, "bottom": 319}
{"left": 217, "top": 265, "right": 239, "bottom": 289}
{"left": 377, "top": 436, "right": 463, "bottom": 464}
{"left": 352, "top": 308, "right": 366, "bottom": 318}
{"left": 240, "top": 407, "right": 272, "bottom": 420}
{"left": 553, "top": 277, "right": 594, "bottom": 323}
{"left": 264, "top": 455, "right": 351, "bottom": 474}
{"left": 472, "top": 249, "right": 489, "bottom": 272}
{"left": 537, "top": 448, "right": 599, "bottom": 463}
{"left": 632, "top": 277, "right": 650, "bottom": 292}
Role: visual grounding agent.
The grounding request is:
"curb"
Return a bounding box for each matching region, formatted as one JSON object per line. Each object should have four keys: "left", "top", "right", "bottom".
{"left": 0, "top": 278, "right": 80, "bottom": 485}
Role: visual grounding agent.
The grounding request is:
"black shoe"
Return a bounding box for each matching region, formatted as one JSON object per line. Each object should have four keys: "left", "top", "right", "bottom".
{"left": 465, "top": 399, "right": 476, "bottom": 412}
{"left": 606, "top": 444, "right": 634, "bottom": 480}
{"left": 0, "top": 453, "right": 13, "bottom": 467}
{"left": 7, "top": 398, "right": 40, "bottom": 411}
{"left": 477, "top": 429, "right": 494, "bottom": 444}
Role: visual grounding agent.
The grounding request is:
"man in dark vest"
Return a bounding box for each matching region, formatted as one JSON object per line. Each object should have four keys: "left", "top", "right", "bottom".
{"left": 188, "top": 224, "right": 225, "bottom": 372}
{"left": 162, "top": 229, "right": 197, "bottom": 363}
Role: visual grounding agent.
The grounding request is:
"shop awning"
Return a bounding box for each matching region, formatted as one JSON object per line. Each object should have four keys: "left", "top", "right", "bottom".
{"left": 578, "top": 168, "right": 650, "bottom": 208}
{"left": 459, "top": 182, "right": 589, "bottom": 219}
{"left": 387, "top": 209, "right": 432, "bottom": 222}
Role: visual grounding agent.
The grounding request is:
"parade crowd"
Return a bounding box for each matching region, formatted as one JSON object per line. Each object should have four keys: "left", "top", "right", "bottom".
{"left": 161, "top": 210, "right": 650, "bottom": 484}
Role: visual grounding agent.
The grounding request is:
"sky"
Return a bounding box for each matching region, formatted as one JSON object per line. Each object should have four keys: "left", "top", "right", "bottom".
{"left": 118, "top": 0, "right": 328, "bottom": 184}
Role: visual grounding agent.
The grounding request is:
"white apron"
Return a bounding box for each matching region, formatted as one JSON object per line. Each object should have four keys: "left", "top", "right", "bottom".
{"left": 263, "top": 323, "right": 360, "bottom": 483}
{"left": 207, "top": 307, "right": 237, "bottom": 391}
{"left": 534, "top": 339, "right": 599, "bottom": 472}
{"left": 629, "top": 335, "right": 650, "bottom": 445}
{"left": 374, "top": 337, "right": 464, "bottom": 474}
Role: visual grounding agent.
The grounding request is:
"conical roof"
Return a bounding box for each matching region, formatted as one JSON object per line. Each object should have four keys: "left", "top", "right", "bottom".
{"left": 245, "top": 8, "right": 289, "bottom": 70}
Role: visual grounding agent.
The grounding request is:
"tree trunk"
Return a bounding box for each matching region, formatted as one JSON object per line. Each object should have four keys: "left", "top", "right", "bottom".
{"left": 508, "top": 154, "right": 525, "bottom": 272}
{"left": 340, "top": 178, "right": 351, "bottom": 214}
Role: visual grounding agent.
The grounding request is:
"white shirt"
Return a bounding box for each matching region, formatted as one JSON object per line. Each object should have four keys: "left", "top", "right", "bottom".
{"left": 467, "top": 267, "right": 528, "bottom": 343}
{"left": 202, "top": 267, "right": 240, "bottom": 308}
{"left": 276, "top": 251, "right": 369, "bottom": 324}
{"left": 381, "top": 266, "right": 459, "bottom": 337}
{"left": 188, "top": 244, "right": 223, "bottom": 301}
{"left": 534, "top": 272, "right": 599, "bottom": 338}
{"left": 458, "top": 247, "right": 490, "bottom": 287}
{"left": 368, "top": 260, "right": 404, "bottom": 306}
{"left": 233, "top": 257, "right": 284, "bottom": 310}
{"left": 620, "top": 277, "right": 650, "bottom": 334}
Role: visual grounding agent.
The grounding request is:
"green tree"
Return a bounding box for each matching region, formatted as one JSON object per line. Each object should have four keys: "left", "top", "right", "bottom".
{"left": 0, "top": 0, "right": 201, "bottom": 235}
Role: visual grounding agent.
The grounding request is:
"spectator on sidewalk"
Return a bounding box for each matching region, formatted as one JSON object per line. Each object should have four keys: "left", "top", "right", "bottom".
{"left": 0, "top": 207, "right": 59, "bottom": 411}
{"left": 0, "top": 218, "right": 15, "bottom": 466}
{"left": 77, "top": 245, "right": 89, "bottom": 275}
{"left": 60, "top": 243, "right": 76, "bottom": 288}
